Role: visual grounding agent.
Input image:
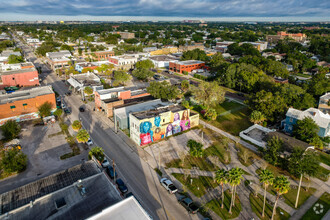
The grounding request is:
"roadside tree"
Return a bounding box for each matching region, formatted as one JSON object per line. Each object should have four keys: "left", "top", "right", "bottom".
{"left": 88, "top": 147, "right": 105, "bottom": 162}
{"left": 271, "top": 175, "right": 290, "bottom": 220}
{"left": 191, "top": 81, "right": 225, "bottom": 110}
{"left": 76, "top": 129, "right": 89, "bottom": 143}
{"left": 132, "top": 68, "right": 154, "bottom": 81}
{"left": 72, "top": 120, "right": 82, "bottom": 131}
{"left": 215, "top": 169, "right": 228, "bottom": 208}
{"left": 259, "top": 169, "right": 275, "bottom": 217}
{"left": 84, "top": 86, "right": 93, "bottom": 96}
{"left": 38, "top": 101, "right": 53, "bottom": 118}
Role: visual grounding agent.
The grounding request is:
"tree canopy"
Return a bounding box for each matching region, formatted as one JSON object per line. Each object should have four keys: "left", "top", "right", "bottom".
{"left": 38, "top": 101, "right": 53, "bottom": 118}
{"left": 1, "top": 120, "right": 21, "bottom": 141}
{"left": 112, "top": 70, "right": 132, "bottom": 86}
{"left": 8, "top": 54, "right": 24, "bottom": 64}
{"left": 88, "top": 147, "right": 105, "bottom": 162}
{"left": 191, "top": 81, "right": 225, "bottom": 109}
{"left": 135, "top": 60, "right": 154, "bottom": 69}
{"left": 132, "top": 68, "right": 154, "bottom": 81}
{"left": 147, "top": 81, "right": 179, "bottom": 100}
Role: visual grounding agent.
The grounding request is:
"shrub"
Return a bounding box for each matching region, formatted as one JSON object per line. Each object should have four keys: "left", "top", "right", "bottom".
{"left": 72, "top": 120, "right": 82, "bottom": 131}
{"left": 88, "top": 147, "right": 105, "bottom": 162}
{"left": 76, "top": 129, "right": 89, "bottom": 143}
{"left": 1, "top": 120, "right": 21, "bottom": 141}
{"left": 0, "top": 148, "right": 27, "bottom": 173}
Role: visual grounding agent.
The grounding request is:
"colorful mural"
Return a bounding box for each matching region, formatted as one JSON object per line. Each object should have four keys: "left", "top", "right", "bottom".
{"left": 138, "top": 109, "right": 199, "bottom": 146}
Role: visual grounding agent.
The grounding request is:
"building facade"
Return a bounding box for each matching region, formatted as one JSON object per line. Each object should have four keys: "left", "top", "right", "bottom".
{"left": 129, "top": 105, "right": 199, "bottom": 146}
{"left": 94, "top": 51, "right": 115, "bottom": 61}
{"left": 283, "top": 107, "right": 330, "bottom": 137}
{"left": 318, "top": 93, "right": 330, "bottom": 115}
{"left": 169, "top": 60, "right": 205, "bottom": 74}
{"left": 266, "top": 32, "right": 307, "bottom": 44}
{"left": 0, "top": 86, "right": 56, "bottom": 125}
{"left": 0, "top": 68, "right": 39, "bottom": 89}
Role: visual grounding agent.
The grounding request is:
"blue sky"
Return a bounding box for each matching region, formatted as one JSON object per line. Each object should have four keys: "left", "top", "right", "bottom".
{"left": 0, "top": 0, "right": 329, "bottom": 21}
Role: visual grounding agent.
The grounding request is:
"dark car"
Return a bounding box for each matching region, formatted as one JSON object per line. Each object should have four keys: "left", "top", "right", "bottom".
{"left": 64, "top": 108, "right": 71, "bottom": 114}
{"left": 107, "top": 166, "right": 118, "bottom": 179}
{"left": 153, "top": 74, "right": 161, "bottom": 80}
{"left": 79, "top": 107, "right": 85, "bottom": 112}
{"left": 179, "top": 197, "right": 199, "bottom": 214}
{"left": 116, "top": 179, "right": 128, "bottom": 193}
{"left": 125, "top": 192, "right": 134, "bottom": 198}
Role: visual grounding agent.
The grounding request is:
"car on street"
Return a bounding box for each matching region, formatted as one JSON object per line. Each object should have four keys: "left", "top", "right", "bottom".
{"left": 86, "top": 138, "right": 93, "bottom": 146}
{"left": 107, "top": 166, "right": 118, "bottom": 179}
{"left": 102, "top": 158, "right": 110, "bottom": 168}
{"left": 79, "top": 107, "right": 85, "bottom": 112}
{"left": 160, "top": 178, "right": 178, "bottom": 194}
{"left": 125, "top": 192, "right": 134, "bottom": 198}
{"left": 116, "top": 179, "right": 128, "bottom": 193}
{"left": 178, "top": 196, "right": 199, "bottom": 214}
{"left": 63, "top": 108, "right": 71, "bottom": 114}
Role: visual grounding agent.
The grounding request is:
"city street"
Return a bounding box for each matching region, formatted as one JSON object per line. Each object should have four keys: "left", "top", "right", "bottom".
{"left": 18, "top": 38, "right": 200, "bottom": 220}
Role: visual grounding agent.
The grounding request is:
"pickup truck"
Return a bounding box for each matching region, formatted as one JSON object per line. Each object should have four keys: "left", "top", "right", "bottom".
{"left": 160, "top": 178, "right": 178, "bottom": 194}
{"left": 178, "top": 196, "right": 199, "bottom": 214}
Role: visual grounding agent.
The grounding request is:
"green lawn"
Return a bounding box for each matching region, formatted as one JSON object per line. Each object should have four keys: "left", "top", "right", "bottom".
{"left": 317, "top": 151, "right": 330, "bottom": 166}
{"left": 314, "top": 165, "right": 330, "bottom": 182}
{"left": 206, "top": 190, "right": 242, "bottom": 219}
{"left": 250, "top": 193, "right": 290, "bottom": 220}
{"left": 165, "top": 155, "right": 217, "bottom": 171}
{"left": 267, "top": 185, "right": 316, "bottom": 209}
{"left": 301, "top": 192, "right": 330, "bottom": 220}
{"left": 213, "top": 100, "right": 245, "bottom": 114}
{"left": 172, "top": 173, "right": 218, "bottom": 197}
{"left": 205, "top": 143, "right": 231, "bottom": 164}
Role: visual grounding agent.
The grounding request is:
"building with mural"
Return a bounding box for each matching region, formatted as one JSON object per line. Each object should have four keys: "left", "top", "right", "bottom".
{"left": 0, "top": 86, "right": 56, "bottom": 125}
{"left": 129, "top": 105, "right": 199, "bottom": 146}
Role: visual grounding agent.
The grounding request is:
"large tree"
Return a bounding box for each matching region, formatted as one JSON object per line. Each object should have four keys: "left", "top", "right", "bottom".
{"left": 288, "top": 148, "right": 318, "bottom": 208}
{"left": 191, "top": 81, "right": 225, "bottom": 110}
{"left": 264, "top": 136, "right": 283, "bottom": 166}
{"left": 76, "top": 129, "right": 90, "bottom": 143}
{"left": 259, "top": 169, "right": 275, "bottom": 217}
{"left": 89, "top": 147, "right": 105, "bottom": 162}
{"left": 112, "top": 70, "right": 132, "bottom": 86}
{"left": 215, "top": 169, "right": 228, "bottom": 209}
{"left": 1, "top": 120, "right": 21, "bottom": 141}
{"left": 293, "top": 117, "right": 322, "bottom": 148}
{"left": 132, "top": 68, "right": 154, "bottom": 81}
{"left": 1, "top": 148, "right": 27, "bottom": 173}
{"left": 249, "top": 110, "right": 266, "bottom": 125}
{"left": 8, "top": 54, "right": 24, "bottom": 64}
{"left": 135, "top": 60, "right": 154, "bottom": 69}
{"left": 147, "top": 81, "right": 179, "bottom": 100}
{"left": 271, "top": 175, "right": 290, "bottom": 220}
{"left": 38, "top": 101, "right": 53, "bottom": 118}
{"left": 228, "top": 167, "right": 244, "bottom": 214}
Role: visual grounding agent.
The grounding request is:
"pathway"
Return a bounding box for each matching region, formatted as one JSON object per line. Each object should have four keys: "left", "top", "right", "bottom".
{"left": 320, "top": 162, "right": 330, "bottom": 171}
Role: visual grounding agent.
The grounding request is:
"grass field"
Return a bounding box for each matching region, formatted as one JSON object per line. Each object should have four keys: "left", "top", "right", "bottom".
{"left": 302, "top": 192, "right": 330, "bottom": 220}
{"left": 172, "top": 173, "right": 218, "bottom": 197}
{"left": 250, "top": 193, "right": 290, "bottom": 220}
{"left": 165, "top": 155, "right": 217, "bottom": 171}
{"left": 317, "top": 151, "right": 330, "bottom": 166}
{"left": 206, "top": 190, "right": 242, "bottom": 219}
{"left": 314, "top": 165, "right": 330, "bottom": 182}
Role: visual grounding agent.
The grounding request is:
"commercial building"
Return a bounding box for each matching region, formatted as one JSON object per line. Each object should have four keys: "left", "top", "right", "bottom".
{"left": 169, "top": 60, "right": 205, "bottom": 74}
{"left": 112, "top": 32, "right": 135, "bottom": 39}
{"left": 146, "top": 55, "right": 179, "bottom": 68}
{"left": 129, "top": 105, "right": 199, "bottom": 146}
{"left": 0, "top": 85, "right": 56, "bottom": 125}
{"left": 0, "top": 50, "right": 21, "bottom": 62}
{"left": 0, "top": 67, "right": 39, "bottom": 89}
{"left": 0, "top": 62, "right": 34, "bottom": 72}
{"left": 108, "top": 55, "right": 138, "bottom": 68}
{"left": 178, "top": 43, "right": 204, "bottom": 52}
{"left": 239, "top": 41, "right": 268, "bottom": 51}
{"left": 318, "top": 93, "right": 330, "bottom": 115}
{"left": 46, "top": 50, "right": 72, "bottom": 70}
{"left": 149, "top": 47, "right": 179, "bottom": 55}
{"left": 94, "top": 87, "right": 150, "bottom": 117}
{"left": 67, "top": 72, "right": 102, "bottom": 94}
{"left": 0, "top": 161, "right": 150, "bottom": 220}
{"left": 266, "top": 32, "right": 307, "bottom": 44}
{"left": 283, "top": 107, "right": 330, "bottom": 137}
{"left": 75, "top": 62, "right": 98, "bottom": 73}
{"left": 94, "top": 51, "right": 115, "bottom": 61}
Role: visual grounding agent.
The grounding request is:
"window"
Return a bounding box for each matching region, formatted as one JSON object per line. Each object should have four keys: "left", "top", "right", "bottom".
{"left": 10, "top": 105, "right": 16, "bottom": 109}
{"left": 289, "top": 117, "right": 293, "bottom": 123}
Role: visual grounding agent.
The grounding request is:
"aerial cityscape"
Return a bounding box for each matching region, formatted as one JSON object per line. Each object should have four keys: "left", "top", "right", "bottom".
{"left": 0, "top": 0, "right": 329, "bottom": 220}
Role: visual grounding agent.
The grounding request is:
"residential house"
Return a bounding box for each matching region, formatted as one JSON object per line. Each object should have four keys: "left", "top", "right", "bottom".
{"left": 283, "top": 107, "right": 330, "bottom": 137}
{"left": 129, "top": 105, "right": 199, "bottom": 146}
{"left": 0, "top": 85, "right": 56, "bottom": 125}
{"left": 318, "top": 93, "right": 330, "bottom": 115}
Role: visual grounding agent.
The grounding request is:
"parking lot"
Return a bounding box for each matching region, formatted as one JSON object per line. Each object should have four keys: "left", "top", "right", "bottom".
{"left": 0, "top": 121, "right": 88, "bottom": 194}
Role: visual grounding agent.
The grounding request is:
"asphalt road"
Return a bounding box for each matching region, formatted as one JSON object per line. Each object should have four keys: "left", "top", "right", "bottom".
{"left": 17, "top": 38, "right": 200, "bottom": 220}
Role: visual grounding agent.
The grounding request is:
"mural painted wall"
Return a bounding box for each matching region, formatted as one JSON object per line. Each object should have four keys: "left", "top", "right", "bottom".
{"left": 137, "top": 109, "right": 199, "bottom": 146}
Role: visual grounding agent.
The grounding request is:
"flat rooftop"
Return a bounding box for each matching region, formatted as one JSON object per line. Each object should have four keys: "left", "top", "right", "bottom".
{"left": 131, "top": 104, "right": 186, "bottom": 120}
{"left": 172, "top": 60, "right": 205, "bottom": 65}
{"left": 0, "top": 67, "right": 37, "bottom": 76}
{"left": 0, "top": 161, "right": 101, "bottom": 216}
{"left": 0, "top": 86, "right": 54, "bottom": 104}
{"left": 72, "top": 73, "right": 100, "bottom": 83}
{"left": 149, "top": 55, "right": 178, "bottom": 62}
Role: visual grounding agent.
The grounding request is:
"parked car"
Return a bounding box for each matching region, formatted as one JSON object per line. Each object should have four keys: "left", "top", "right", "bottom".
{"left": 179, "top": 196, "right": 199, "bottom": 214}
{"left": 79, "top": 107, "right": 85, "bottom": 112}
{"left": 125, "top": 192, "right": 134, "bottom": 198}
{"left": 86, "top": 138, "right": 93, "bottom": 146}
{"left": 63, "top": 108, "right": 71, "bottom": 114}
{"left": 102, "top": 158, "right": 110, "bottom": 168}
{"left": 107, "top": 166, "right": 118, "bottom": 179}
{"left": 153, "top": 74, "right": 161, "bottom": 80}
{"left": 160, "top": 178, "right": 178, "bottom": 194}
{"left": 116, "top": 179, "right": 128, "bottom": 193}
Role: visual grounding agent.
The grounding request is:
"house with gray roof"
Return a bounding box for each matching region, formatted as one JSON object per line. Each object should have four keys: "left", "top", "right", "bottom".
{"left": 283, "top": 107, "right": 330, "bottom": 137}
{"left": 318, "top": 92, "right": 330, "bottom": 115}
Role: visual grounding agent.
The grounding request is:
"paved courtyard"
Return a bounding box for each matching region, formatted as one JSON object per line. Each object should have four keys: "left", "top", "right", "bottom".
{"left": 144, "top": 129, "right": 212, "bottom": 167}
{"left": 0, "top": 122, "right": 88, "bottom": 194}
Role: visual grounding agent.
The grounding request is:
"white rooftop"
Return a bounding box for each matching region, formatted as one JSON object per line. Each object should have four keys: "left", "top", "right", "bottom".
{"left": 286, "top": 107, "right": 330, "bottom": 129}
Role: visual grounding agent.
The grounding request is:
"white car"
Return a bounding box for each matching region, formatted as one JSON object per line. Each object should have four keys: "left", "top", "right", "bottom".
{"left": 102, "top": 158, "right": 110, "bottom": 168}
{"left": 160, "top": 178, "right": 178, "bottom": 194}
{"left": 86, "top": 138, "right": 93, "bottom": 146}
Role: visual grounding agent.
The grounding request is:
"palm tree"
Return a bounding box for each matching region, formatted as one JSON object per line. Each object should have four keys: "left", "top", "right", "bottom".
{"left": 271, "top": 175, "right": 290, "bottom": 220}
{"left": 215, "top": 169, "right": 228, "bottom": 208}
{"left": 228, "top": 167, "right": 244, "bottom": 214}
{"left": 259, "top": 169, "right": 275, "bottom": 217}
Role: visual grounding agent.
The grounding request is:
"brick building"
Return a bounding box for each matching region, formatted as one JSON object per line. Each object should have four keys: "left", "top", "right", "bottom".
{"left": 0, "top": 67, "right": 39, "bottom": 89}
{"left": 178, "top": 44, "right": 204, "bottom": 52}
{"left": 169, "top": 60, "right": 205, "bottom": 74}
{"left": 95, "top": 87, "right": 150, "bottom": 117}
{"left": 0, "top": 86, "right": 56, "bottom": 125}
{"left": 108, "top": 55, "right": 138, "bottom": 69}
{"left": 94, "top": 51, "right": 115, "bottom": 61}
{"left": 266, "top": 32, "right": 307, "bottom": 44}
